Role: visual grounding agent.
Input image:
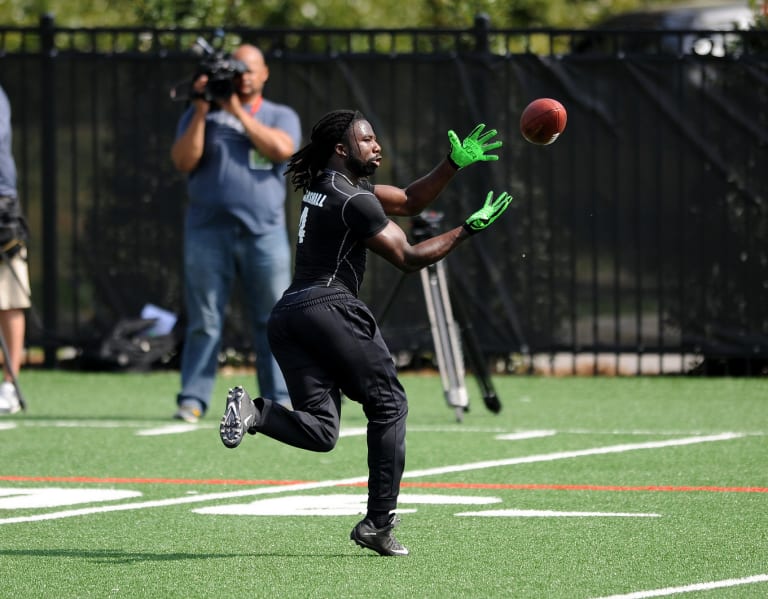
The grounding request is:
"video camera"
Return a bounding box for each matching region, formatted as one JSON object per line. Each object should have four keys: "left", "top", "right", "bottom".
{"left": 191, "top": 37, "right": 248, "bottom": 101}
{"left": 169, "top": 35, "right": 248, "bottom": 103}
{"left": 411, "top": 210, "right": 444, "bottom": 242}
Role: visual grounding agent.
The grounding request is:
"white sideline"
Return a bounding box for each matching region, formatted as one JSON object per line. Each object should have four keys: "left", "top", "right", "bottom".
{"left": 0, "top": 432, "right": 742, "bottom": 525}
{"left": 591, "top": 573, "right": 768, "bottom": 598}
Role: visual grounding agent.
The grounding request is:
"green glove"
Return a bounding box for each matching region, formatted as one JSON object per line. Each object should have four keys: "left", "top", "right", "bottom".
{"left": 447, "top": 124, "right": 502, "bottom": 169}
{"left": 463, "top": 190, "right": 514, "bottom": 235}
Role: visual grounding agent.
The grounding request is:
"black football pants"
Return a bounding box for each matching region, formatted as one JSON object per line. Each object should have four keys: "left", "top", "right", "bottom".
{"left": 264, "top": 286, "right": 408, "bottom": 514}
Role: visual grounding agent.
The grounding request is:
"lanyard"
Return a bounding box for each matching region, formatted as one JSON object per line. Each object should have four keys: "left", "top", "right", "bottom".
{"left": 246, "top": 96, "right": 263, "bottom": 117}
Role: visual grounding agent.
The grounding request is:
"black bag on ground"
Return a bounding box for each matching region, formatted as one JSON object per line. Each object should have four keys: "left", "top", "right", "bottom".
{"left": 75, "top": 318, "right": 179, "bottom": 371}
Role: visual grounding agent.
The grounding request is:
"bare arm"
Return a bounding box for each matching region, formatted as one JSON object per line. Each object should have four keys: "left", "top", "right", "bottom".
{"left": 373, "top": 123, "right": 502, "bottom": 218}
{"left": 365, "top": 220, "right": 469, "bottom": 273}
{"left": 373, "top": 159, "right": 458, "bottom": 218}
{"left": 170, "top": 103, "right": 208, "bottom": 173}
{"left": 170, "top": 75, "right": 210, "bottom": 173}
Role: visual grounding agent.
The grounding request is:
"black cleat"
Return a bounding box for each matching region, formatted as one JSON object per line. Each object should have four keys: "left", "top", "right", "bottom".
{"left": 350, "top": 514, "right": 409, "bottom": 556}
{"left": 219, "top": 386, "right": 260, "bottom": 449}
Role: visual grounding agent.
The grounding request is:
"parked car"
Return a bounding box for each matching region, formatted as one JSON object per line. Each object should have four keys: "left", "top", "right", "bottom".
{"left": 573, "top": 2, "right": 755, "bottom": 56}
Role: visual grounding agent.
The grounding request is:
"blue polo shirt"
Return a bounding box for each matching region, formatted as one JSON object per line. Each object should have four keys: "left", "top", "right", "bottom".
{"left": 176, "top": 98, "right": 301, "bottom": 234}
{"left": 0, "top": 86, "right": 17, "bottom": 199}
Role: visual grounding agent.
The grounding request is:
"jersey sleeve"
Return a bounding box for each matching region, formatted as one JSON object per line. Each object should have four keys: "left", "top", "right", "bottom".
{"left": 343, "top": 191, "right": 389, "bottom": 240}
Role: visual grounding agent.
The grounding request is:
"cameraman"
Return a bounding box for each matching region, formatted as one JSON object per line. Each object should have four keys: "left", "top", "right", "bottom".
{"left": 0, "top": 83, "right": 30, "bottom": 415}
{"left": 171, "top": 44, "right": 301, "bottom": 423}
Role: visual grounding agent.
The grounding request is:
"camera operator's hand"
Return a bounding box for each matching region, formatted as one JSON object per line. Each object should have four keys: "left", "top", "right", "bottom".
{"left": 190, "top": 74, "right": 210, "bottom": 114}
{"left": 217, "top": 91, "right": 243, "bottom": 117}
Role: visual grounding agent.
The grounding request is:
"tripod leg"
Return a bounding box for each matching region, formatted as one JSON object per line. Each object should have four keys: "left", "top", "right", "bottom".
{"left": 420, "top": 261, "right": 468, "bottom": 422}
{"left": 450, "top": 282, "right": 501, "bottom": 414}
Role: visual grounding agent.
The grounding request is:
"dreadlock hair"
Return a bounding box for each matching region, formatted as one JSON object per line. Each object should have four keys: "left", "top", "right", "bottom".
{"left": 286, "top": 109, "right": 364, "bottom": 192}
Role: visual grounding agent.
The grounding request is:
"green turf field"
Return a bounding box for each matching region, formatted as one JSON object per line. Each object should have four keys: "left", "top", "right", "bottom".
{"left": 0, "top": 371, "right": 766, "bottom": 598}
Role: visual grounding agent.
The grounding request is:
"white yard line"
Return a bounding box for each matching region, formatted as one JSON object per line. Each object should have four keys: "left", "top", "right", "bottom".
{"left": 591, "top": 573, "right": 768, "bottom": 598}
{"left": 456, "top": 509, "right": 661, "bottom": 517}
{"left": 402, "top": 433, "right": 743, "bottom": 478}
{"left": 2, "top": 420, "right": 763, "bottom": 437}
{"left": 494, "top": 430, "right": 557, "bottom": 441}
{"left": 0, "top": 476, "right": 368, "bottom": 524}
{"left": 0, "top": 432, "right": 742, "bottom": 525}
{"left": 136, "top": 424, "right": 200, "bottom": 436}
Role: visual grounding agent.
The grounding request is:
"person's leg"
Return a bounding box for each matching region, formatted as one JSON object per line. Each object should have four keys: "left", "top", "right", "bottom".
{"left": 237, "top": 226, "right": 292, "bottom": 407}
{"left": 0, "top": 251, "right": 29, "bottom": 414}
{"left": 220, "top": 286, "right": 346, "bottom": 451}
{"left": 332, "top": 300, "right": 408, "bottom": 517}
{"left": 178, "top": 224, "right": 235, "bottom": 415}
{"left": 259, "top": 290, "right": 344, "bottom": 451}
{"left": 269, "top": 291, "right": 407, "bottom": 513}
{"left": 0, "top": 251, "right": 29, "bottom": 379}
{"left": 0, "top": 308, "right": 24, "bottom": 380}
{"left": 0, "top": 309, "right": 23, "bottom": 413}
{"left": 222, "top": 289, "right": 408, "bottom": 554}
{"left": 309, "top": 295, "right": 408, "bottom": 555}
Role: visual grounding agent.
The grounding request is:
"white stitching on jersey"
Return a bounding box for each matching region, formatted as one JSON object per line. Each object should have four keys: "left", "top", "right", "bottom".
{"left": 325, "top": 172, "right": 363, "bottom": 294}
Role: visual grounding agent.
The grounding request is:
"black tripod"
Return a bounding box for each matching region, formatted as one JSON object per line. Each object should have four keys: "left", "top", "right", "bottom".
{"left": 376, "top": 211, "right": 501, "bottom": 422}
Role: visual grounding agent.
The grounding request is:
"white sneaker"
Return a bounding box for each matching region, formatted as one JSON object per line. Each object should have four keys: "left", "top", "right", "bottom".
{"left": 0, "top": 381, "right": 21, "bottom": 414}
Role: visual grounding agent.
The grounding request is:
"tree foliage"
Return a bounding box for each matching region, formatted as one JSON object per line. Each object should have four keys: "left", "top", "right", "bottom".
{"left": 1, "top": 0, "right": 651, "bottom": 29}
{"left": 2, "top": 0, "right": 766, "bottom": 30}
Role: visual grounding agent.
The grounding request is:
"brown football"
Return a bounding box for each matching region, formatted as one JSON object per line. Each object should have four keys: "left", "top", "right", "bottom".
{"left": 520, "top": 98, "right": 567, "bottom": 145}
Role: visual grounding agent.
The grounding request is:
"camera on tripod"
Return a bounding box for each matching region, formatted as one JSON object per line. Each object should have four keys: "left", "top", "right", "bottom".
{"left": 411, "top": 210, "right": 444, "bottom": 242}
{"left": 169, "top": 35, "right": 248, "bottom": 103}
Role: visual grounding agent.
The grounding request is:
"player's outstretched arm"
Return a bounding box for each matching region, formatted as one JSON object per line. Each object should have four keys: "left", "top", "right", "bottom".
{"left": 367, "top": 189, "right": 513, "bottom": 273}
{"left": 375, "top": 124, "right": 503, "bottom": 217}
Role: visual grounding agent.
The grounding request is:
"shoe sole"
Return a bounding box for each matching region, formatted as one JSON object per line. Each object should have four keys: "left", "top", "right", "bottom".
{"left": 219, "top": 387, "right": 256, "bottom": 449}
{"left": 350, "top": 527, "right": 409, "bottom": 556}
{"left": 350, "top": 529, "right": 377, "bottom": 553}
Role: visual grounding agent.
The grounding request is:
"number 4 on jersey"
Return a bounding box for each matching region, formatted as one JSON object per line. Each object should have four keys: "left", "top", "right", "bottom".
{"left": 297, "top": 206, "right": 309, "bottom": 244}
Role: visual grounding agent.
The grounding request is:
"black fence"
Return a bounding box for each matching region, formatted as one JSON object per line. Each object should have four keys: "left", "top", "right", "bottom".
{"left": 1, "top": 15, "right": 767, "bottom": 375}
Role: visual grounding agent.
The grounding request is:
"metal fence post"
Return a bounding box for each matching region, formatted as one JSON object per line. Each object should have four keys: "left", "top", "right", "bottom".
{"left": 474, "top": 13, "right": 491, "bottom": 53}
{"left": 40, "top": 13, "right": 58, "bottom": 367}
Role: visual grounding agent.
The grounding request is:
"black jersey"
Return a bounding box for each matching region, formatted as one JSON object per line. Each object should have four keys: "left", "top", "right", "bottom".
{"left": 290, "top": 169, "right": 388, "bottom": 296}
